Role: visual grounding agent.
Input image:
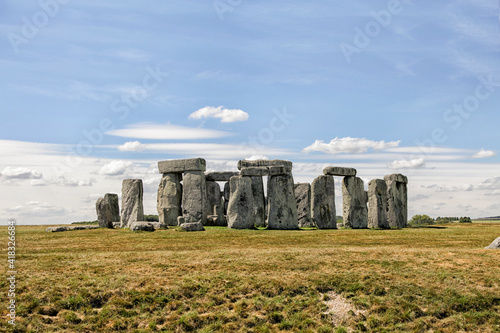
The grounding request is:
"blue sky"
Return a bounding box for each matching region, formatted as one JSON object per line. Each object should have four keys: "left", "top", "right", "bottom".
{"left": 1, "top": 0, "right": 500, "bottom": 224}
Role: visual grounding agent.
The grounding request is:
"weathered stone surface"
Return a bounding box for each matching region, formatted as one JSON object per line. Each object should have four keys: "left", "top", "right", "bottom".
{"left": 323, "top": 166, "right": 357, "bottom": 177}
{"left": 157, "top": 173, "right": 183, "bottom": 226}
{"left": 485, "top": 237, "right": 500, "bottom": 249}
{"left": 267, "top": 173, "right": 299, "bottom": 229}
{"left": 227, "top": 176, "right": 255, "bottom": 229}
{"left": 121, "top": 179, "right": 144, "bottom": 228}
{"left": 311, "top": 176, "right": 337, "bottom": 229}
{"left": 129, "top": 222, "right": 155, "bottom": 232}
{"left": 342, "top": 176, "right": 368, "bottom": 229}
{"left": 223, "top": 182, "right": 230, "bottom": 215}
{"left": 158, "top": 158, "right": 206, "bottom": 173}
{"left": 251, "top": 176, "right": 266, "bottom": 228}
{"left": 206, "top": 181, "right": 226, "bottom": 226}
{"left": 148, "top": 222, "right": 168, "bottom": 230}
{"left": 96, "top": 193, "right": 119, "bottom": 229}
{"left": 385, "top": 174, "right": 408, "bottom": 228}
{"left": 238, "top": 159, "right": 293, "bottom": 172}
{"left": 384, "top": 173, "right": 408, "bottom": 184}
{"left": 294, "top": 183, "right": 314, "bottom": 228}
{"left": 177, "top": 216, "right": 185, "bottom": 226}
{"left": 46, "top": 225, "right": 99, "bottom": 232}
{"left": 368, "top": 179, "right": 389, "bottom": 229}
{"left": 205, "top": 171, "right": 240, "bottom": 182}
{"left": 241, "top": 167, "right": 269, "bottom": 177}
{"left": 112, "top": 222, "right": 121, "bottom": 228}
{"left": 179, "top": 222, "right": 205, "bottom": 232}
{"left": 182, "top": 171, "right": 207, "bottom": 223}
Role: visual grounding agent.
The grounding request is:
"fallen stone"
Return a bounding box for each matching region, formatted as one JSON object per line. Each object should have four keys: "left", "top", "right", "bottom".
{"left": 158, "top": 158, "right": 206, "bottom": 173}
{"left": 227, "top": 176, "right": 255, "bottom": 229}
{"left": 311, "top": 175, "right": 337, "bottom": 229}
{"left": 112, "top": 222, "right": 121, "bottom": 228}
{"left": 182, "top": 171, "right": 207, "bottom": 223}
{"left": 205, "top": 171, "right": 240, "bottom": 182}
{"left": 342, "top": 176, "right": 368, "bottom": 229}
{"left": 385, "top": 174, "right": 408, "bottom": 228}
{"left": 177, "top": 216, "right": 185, "bottom": 226}
{"left": 295, "top": 183, "right": 314, "bottom": 228}
{"left": 179, "top": 222, "right": 205, "bottom": 232}
{"left": 121, "top": 179, "right": 144, "bottom": 228}
{"left": 267, "top": 173, "right": 299, "bottom": 230}
{"left": 323, "top": 166, "right": 357, "bottom": 177}
{"left": 129, "top": 222, "right": 156, "bottom": 232}
{"left": 367, "top": 179, "right": 389, "bottom": 229}
{"left": 485, "top": 237, "right": 500, "bottom": 249}
{"left": 157, "top": 173, "right": 183, "bottom": 226}
{"left": 46, "top": 225, "right": 99, "bottom": 232}
{"left": 238, "top": 159, "right": 293, "bottom": 172}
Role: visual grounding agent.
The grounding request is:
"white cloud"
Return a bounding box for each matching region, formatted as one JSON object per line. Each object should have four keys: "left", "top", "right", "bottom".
{"left": 303, "top": 137, "right": 400, "bottom": 154}
{"left": 107, "top": 123, "right": 231, "bottom": 140}
{"left": 472, "top": 149, "right": 496, "bottom": 159}
{"left": 30, "top": 176, "right": 94, "bottom": 187}
{"left": 0, "top": 167, "right": 42, "bottom": 179}
{"left": 475, "top": 176, "right": 500, "bottom": 190}
{"left": 388, "top": 158, "right": 425, "bottom": 170}
{"left": 6, "top": 201, "right": 66, "bottom": 217}
{"left": 118, "top": 141, "right": 146, "bottom": 152}
{"left": 99, "top": 160, "right": 134, "bottom": 176}
{"left": 189, "top": 106, "right": 249, "bottom": 123}
{"left": 246, "top": 155, "right": 269, "bottom": 161}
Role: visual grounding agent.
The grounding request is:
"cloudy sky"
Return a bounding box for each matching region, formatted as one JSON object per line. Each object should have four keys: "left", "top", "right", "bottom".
{"left": 1, "top": 0, "right": 499, "bottom": 225}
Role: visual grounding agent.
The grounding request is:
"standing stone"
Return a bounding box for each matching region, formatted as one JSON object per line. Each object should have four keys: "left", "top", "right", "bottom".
{"left": 157, "top": 173, "right": 183, "bottom": 226}
{"left": 104, "top": 193, "right": 120, "bottom": 223}
{"left": 96, "top": 197, "right": 113, "bottom": 228}
{"left": 267, "top": 173, "right": 299, "bottom": 230}
{"left": 251, "top": 176, "right": 266, "bottom": 228}
{"left": 342, "top": 176, "right": 368, "bottom": 229}
{"left": 182, "top": 171, "right": 207, "bottom": 224}
{"left": 295, "top": 183, "right": 314, "bottom": 228}
{"left": 121, "top": 179, "right": 144, "bottom": 228}
{"left": 385, "top": 174, "right": 408, "bottom": 228}
{"left": 368, "top": 179, "right": 389, "bottom": 229}
{"left": 311, "top": 176, "right": 337, "bottom": 229}
{"left": 227, "top": 176, "right": 255, "bottom": 229}
{"left": 206, "top": 181, "right": 226, "bottom": 226}
{"left": 223, "top": 182, "right": 230, "bottom": 215}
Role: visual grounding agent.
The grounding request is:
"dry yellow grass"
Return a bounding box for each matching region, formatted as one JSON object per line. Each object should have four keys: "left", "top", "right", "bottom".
{"left": 1, "top": 222, "right": 499, "bottom": 332}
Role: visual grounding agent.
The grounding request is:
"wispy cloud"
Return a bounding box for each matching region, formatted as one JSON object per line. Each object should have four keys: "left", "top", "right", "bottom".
{"left": 303, "top": 137, "right": 400, "bottom": 154}
{"left": 472, "top": 149, "right": 496, "bottom": 159}
{"left": 99, "top": 160, "right": 134, "bottom": 176}
{"left": 107, "top": 123, "right": 232, "bottom": 140}
{"left": 388, "top": 158, "right": 425, "bottom": 170}
{"left": 189, "top": 106, "right": 249, "bottom": 123}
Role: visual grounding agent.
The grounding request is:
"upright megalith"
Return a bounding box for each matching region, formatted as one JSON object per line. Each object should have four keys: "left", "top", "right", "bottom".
{"left": 251, "top": 176, "right": 266, "bottom": 228}
{"left": 96, "top": 193, "right": 119, "bottom": 228}
{"left": 295, "top": 183, "right": 314, "bottom": 228}
{"left": 385, "top": 174, "right": 408, "bottom": 228}
{"left": 182, "top": 171, "right": 207, "bottom": 223}
{"left": 342, "top": 176, "right": 368, "bottom": 229}
{"left": 223, "top": 182, "right": 230, "bottom": 215}
{"left": 121, "top": 179, "right": 144, "bottom": 228}
{"left": 157, "top": 173, "right": 182, "bottom": 226}
{"left": 368, "top": 179, "right": 389, "bottom": 229}
{"left": 311, "top": 176, "right": 337, "bottom": 229}
{"left": 267, "top": 172, "right": 299, "bottom": 230}
{"left": 227, "top": 176, "right": 255, "bottom": 229}
{"left": 206, "top": 180, "right": 226, "bottom": 226}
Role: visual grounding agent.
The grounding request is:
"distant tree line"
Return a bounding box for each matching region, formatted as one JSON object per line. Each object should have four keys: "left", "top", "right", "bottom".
{"left": 409, "top": 215, "right": 472, "bottom": 226}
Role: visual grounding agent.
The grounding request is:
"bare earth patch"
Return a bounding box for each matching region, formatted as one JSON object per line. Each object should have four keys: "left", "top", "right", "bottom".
{"left": 322, "top": 291, "right": 367, "bottom": 326}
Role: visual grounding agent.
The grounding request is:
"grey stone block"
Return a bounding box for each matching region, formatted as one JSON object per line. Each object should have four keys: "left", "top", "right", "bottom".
{"left": 158, "top": 158, "right": 206, "bottom": 173}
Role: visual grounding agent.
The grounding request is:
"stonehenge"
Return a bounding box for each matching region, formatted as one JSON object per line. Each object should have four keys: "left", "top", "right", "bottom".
{"left": 95, "top": 157, "right": 409, "bottom": 232}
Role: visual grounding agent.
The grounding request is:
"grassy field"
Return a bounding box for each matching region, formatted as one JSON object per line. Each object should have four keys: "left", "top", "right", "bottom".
{"left": 1, "top": 222, "right": 499, "bottom": 332}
